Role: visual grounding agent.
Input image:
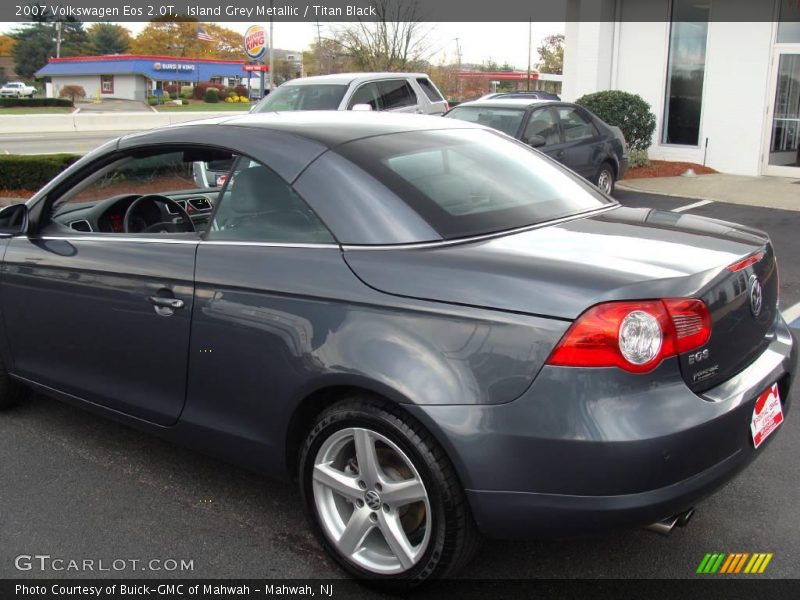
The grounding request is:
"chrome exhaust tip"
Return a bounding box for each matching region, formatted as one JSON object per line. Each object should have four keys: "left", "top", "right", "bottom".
{"left": 646, "top": 508, "right": 695, "bottom": 536}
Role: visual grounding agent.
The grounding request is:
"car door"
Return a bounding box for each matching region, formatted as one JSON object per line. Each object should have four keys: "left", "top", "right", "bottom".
{"left": 553, "top": 105, "right": 606, "bottom": 179}
{"left": 185, "top": 157, "right": 343, "bottom": 467}
{"left": 0, "top": 148, "right": 212, "bottom": 426}
{"left": 520, "top": 107, "right": 568, "bottom": 163}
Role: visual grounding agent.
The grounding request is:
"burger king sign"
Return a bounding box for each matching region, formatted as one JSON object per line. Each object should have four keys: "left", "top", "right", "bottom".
{"left": 243, "top": 25, "right": 267, "bottom": 61}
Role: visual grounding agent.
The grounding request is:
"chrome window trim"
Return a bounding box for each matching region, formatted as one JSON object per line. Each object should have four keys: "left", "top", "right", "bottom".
{"left": 33, "top": 235, "right": 340, "bottom": 249}
{"left": 341, "top": 204, "right": 619, "bottom": 251}
{"left": 35, "top": 204, "right": 617, "bottom": 251}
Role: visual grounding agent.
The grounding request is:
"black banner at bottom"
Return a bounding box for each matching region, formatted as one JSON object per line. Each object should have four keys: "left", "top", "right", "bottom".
{"left": 2, "top": 579, "right": 800, "bottom": 600}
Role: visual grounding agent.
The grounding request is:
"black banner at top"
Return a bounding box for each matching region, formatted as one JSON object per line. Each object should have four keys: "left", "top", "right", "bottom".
{"left": 3, "top": 0, "right": 800, "bottom": 23}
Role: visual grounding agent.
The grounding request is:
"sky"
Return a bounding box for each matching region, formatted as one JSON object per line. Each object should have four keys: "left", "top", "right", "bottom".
{"left": 0, "top": 21, "right": 564, "bottom": 70}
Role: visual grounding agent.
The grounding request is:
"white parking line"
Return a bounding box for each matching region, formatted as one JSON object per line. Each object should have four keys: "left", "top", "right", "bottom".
{"left": 673, "top": 199, "right": 714, "bottom": 212}
{"left": 781, "top": 301, "right": 800, "bottom": 325}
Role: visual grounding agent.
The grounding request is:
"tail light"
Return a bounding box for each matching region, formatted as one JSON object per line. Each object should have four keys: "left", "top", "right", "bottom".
{"left": 546, "top": 299, "right": 711, "bottom": 373}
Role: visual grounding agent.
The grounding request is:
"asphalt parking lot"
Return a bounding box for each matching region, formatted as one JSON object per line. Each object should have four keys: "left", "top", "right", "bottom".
{"left": 0, "top": 190, "right": 798, "bottom": 581}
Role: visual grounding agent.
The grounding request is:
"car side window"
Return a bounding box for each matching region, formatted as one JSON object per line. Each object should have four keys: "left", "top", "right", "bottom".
{"left": 377, "top": 80, "right": 417, "bottom": 109}
{"left": 556, "top": 107, "right": 599, "bottom": 142}
{"left": 416, "top": 77, "right": 444, "bottom": 102}
{"left": 349, "top": 82, "right": 382, "bottom": 110}
{"left": 523, "top": 109, "right": 561, "bottom": 146}
{"left": 208, "top": 158, "right": 335, "bottom": 244}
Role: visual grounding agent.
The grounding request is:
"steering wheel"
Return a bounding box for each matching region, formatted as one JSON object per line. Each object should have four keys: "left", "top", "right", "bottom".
{"left": 123, "top": 194, "right": 195, "bottom": 234}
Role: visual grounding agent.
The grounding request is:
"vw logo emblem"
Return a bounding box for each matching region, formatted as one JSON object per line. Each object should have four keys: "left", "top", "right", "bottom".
{"left": 364, "top": 490, "right": 381, "bottom": 510}
{"left": 749, "top": 274, "right": 763, "bottom": 317}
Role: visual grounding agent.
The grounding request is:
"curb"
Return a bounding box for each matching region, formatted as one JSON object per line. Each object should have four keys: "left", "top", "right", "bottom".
{"left": 616, "top": 180, "right": 717, "bottom": 203}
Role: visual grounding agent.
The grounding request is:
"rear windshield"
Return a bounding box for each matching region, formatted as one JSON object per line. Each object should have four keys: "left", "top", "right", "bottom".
{"left": 335, "top": 129, "right": 611, "bottom": 240}
{"left": 445, "top": 106, "right": 525, "bottom": 136}
{"left": 253, "top": 84, "right": 348, "bottom": 111}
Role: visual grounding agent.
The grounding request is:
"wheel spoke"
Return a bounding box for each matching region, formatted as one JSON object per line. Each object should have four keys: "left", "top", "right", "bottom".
{"left": 353, "top": 428, "right": 382, "bottom": 485}
{"left": 381, "top": 478, "right": 426, "bottom": 507}
{"left": 377, "top": 511, "right": 416, "bottom": 570}
{"left": 313, "top": 462, "right": 362, "bottom": 501}
{"left": 337, "top": 507, "right": 374, "bottom": 557}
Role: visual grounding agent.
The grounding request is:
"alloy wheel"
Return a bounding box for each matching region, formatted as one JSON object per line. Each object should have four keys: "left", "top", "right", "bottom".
{"left": 311, "top": 427, "right": 431, "bottom": 575}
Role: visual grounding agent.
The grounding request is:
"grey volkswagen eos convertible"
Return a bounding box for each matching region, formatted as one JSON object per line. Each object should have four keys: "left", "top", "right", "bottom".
{"left": 0, "top": 113, "right": 793, "bottom": 584}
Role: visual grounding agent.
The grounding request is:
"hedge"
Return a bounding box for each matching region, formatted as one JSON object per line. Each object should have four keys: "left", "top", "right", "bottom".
{"left": 0, "top": 154, "right": 80, "bottom": 190}
{"left": 0, "top": 97, "right": 73, "bottom": 108}
{"left": 575, "top": 90, "right": 656, "bottom": 151}
{"left": 193, "top": 82, "right": 224, "bottom": 100}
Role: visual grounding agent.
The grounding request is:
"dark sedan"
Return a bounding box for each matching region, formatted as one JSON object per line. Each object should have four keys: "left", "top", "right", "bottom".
{"left": 445, "top": 98, "right": 628, "bottom": 195}
{"left": 0, "top": 113, "right": 792, "bottom": 586}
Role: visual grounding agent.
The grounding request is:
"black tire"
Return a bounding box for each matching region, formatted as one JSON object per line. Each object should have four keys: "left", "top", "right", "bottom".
{"left": 0, "top": 355, "right": 29, "bottom": 410}
{"left": 595, "top": 161, "right": 616, "bottom": 196}
{"left": 299, "top": 394, "right": 480, "bottom": 588}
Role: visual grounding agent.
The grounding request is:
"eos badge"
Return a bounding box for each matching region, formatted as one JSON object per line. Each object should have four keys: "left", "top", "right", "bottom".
{"left": 688, "top": 349, "right": 710, "bottom": 365}
{"left": 749, "top": 274, "right": 763, "bottom": 317}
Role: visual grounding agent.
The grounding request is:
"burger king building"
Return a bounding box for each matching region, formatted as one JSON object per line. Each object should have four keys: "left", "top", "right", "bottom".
{"left": 35, "top": 54, "right": 247, "bottom": 101}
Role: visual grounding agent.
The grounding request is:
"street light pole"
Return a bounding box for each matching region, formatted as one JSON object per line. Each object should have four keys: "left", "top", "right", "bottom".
{"left": 526, "top": 20, "right": 532, "bottom": 92}
{"left": 268, "top": 0, "right": 275, "bottom": 90}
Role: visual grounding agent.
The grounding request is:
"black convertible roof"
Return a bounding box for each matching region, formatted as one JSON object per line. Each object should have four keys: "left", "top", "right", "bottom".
{"left": 163, "top": 111, "right": 483, "bottom": 148}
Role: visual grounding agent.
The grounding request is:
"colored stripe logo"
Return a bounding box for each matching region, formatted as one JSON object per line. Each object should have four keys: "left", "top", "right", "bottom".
{"left": 697, "top": 552, "right": 773, "bottom": 574}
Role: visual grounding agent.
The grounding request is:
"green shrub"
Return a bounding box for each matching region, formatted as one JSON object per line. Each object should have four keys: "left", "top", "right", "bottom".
{"left": 628, "top": 149, "right": 651, "bottom": 169}
{"left": 0, "top": 97, "right": 73, "bottom": 108}
{"left": 181, "top": 85, "right": 194, "bottom": 98}
{"left": 204, "top": 88, "right": 219, "bottom": 103}
{"left": 0, "top": 154, "right": 80, "bottom": 191}
{"left": 575, "top": 90, "right": 656, "bottom": 151}
{"left": 147, "top": 96, "right": 158, "bottom": 106}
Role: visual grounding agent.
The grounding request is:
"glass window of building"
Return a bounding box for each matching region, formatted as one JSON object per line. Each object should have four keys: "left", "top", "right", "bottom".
{"left": 662, "top": 0, "right": 711, "bottom": 145}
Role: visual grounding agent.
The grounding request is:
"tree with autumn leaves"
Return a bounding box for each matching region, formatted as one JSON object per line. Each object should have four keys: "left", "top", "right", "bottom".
{"left": 130, "top": 19, "right": 243, "bottom": 59}
{"left": 5, "top": 19, "right": 248, "bottom": 81}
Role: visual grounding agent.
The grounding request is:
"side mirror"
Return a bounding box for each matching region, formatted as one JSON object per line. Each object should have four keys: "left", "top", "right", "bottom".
{"left": 526, "top": 135, "right": 547, "bottom": 148}
{"left": 351, "top": 103, "right": 373, "bottom": 112}
{"left": 0, "top": 203, "right": 28, "bottom": 236}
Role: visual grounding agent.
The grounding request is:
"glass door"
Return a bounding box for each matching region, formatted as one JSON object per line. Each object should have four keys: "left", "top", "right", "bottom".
{"left": 765, "top": 51, "right": 800, "bottom": 176}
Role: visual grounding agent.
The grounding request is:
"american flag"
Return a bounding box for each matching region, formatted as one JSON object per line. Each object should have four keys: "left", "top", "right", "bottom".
{"left": 196, "top": 27, "right": 214, "bottom": 42}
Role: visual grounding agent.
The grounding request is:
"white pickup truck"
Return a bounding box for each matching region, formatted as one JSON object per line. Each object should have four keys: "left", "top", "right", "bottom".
{"left": 0, "top": 81, "right": 36, "bottom": 98}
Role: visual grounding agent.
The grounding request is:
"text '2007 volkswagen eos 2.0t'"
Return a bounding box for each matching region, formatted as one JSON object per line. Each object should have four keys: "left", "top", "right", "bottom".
{"left": 0, "top": 113, "right": 793, "bottom": 586}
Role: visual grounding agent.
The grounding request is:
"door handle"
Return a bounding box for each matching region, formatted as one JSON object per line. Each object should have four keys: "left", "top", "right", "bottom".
{"left": 149, "top": 296, "right": 185, "bottom": 309}
{"left": 553, "top": 150, "right": 566, "bottom": 160}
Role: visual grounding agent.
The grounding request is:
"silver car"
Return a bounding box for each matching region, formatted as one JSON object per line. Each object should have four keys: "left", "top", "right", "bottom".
{"left": 250, "top": 72, "right": 449, "bottom": 115}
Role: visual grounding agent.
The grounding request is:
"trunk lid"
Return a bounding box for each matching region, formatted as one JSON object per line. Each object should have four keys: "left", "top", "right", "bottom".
{"left": 344, "top": 206, "right": 776, "bottom": 389}
{"left": 681, "top": 243, "right": 778, "bottom": 392}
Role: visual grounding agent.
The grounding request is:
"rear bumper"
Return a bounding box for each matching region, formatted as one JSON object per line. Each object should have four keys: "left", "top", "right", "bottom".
{"left": 408, "top": 315, "right": 795, "bottom": 539}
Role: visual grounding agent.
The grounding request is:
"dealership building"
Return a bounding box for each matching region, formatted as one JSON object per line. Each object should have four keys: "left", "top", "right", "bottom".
{"left": 562, "top": 0, "right": 800, "bottom": 177}
{"left": 35, "top": 54, "right": 248, "bottom": 102}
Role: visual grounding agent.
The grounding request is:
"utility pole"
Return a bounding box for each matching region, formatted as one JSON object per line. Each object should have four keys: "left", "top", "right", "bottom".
{"left": 315, "top": 21, "right": 324, "bottom": 75}
{"left": 526, "top": 20, "right": 532, "bottom": 91}
{"left": 55, "top": 21, "right": 62, "bottom": 58}
{"left": 268, "top": 0, "right": 275, "bottom": 90}
{"left": 454, "top": 38, "right": 462, "bottom": 100}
